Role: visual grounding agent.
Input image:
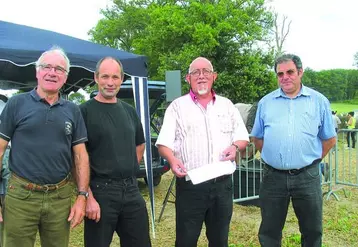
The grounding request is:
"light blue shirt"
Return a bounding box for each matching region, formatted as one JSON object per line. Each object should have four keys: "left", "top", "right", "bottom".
{"left": 251, "top": 85, "right": 335, "bottom": 170}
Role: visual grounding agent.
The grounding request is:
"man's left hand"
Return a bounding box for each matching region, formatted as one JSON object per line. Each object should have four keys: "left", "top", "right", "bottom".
{"left": 68, "top": 196, "right": 86, "bottom": 229}
{"left": 220, "top": 145, "right": 237, "bottom": 161}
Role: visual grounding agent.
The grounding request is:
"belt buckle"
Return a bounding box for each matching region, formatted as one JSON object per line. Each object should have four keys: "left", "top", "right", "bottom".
{"left": 43, "top": 185, "right": 50, "bottom": 192}
{"left": 288, "top": 169, "right": 299, "bottom": 175}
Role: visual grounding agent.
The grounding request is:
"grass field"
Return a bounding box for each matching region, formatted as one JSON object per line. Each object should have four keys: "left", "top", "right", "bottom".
{"left": 331, "top": 102, "right": 358, "bottom": 114}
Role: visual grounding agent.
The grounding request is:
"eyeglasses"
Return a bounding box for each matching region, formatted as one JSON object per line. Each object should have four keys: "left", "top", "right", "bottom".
{"left": 189, "top": 68, "right": 213, "bottom": 78}
{"left": 276, "top": 69, "right": 297, "bottom": 78}
{"left": 38, "top": 64, "right": 68, "bottom": 75}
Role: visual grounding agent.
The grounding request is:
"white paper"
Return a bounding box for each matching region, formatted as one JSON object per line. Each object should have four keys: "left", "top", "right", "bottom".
{"left": 187, "top": 161, "right": 236, "bottom": 185}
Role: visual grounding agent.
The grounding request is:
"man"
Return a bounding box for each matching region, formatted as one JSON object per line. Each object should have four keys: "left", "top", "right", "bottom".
{"left": 331, "top": 111, "right": 341, "bottom": 133}
{"left": 80, "top": 57, "right": 151, "bottom": 247}
{"left": 346, "top": 111, "right": 356, "bottom": 149}
{"left": 0, "top": 47, "right": 90, "bottom": 247}
{"left": 156, "top": 57, "right": 249, "bottom": 247}
{"left": 251, "top": 54, "right": 336, "bottom": 247}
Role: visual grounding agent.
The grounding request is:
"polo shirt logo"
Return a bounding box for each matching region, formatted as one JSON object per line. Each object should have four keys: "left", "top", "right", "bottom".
{"left": 64, "top": 121, "right": 72, "bottom": 135}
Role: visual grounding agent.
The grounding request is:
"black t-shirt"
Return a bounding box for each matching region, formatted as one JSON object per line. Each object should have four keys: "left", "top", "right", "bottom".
{"left": 80, "top": 99, "right": 145, "bottom": 179}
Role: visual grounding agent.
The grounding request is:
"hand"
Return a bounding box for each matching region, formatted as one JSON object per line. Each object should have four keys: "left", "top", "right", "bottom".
{"left": 86, "top": 194, "right": 101, "bottom": 223}
{"left": 68, "top": 196, "right": 86, "bottom": 229}
{"left": 170, "top": 158, "right": 187, "bottom": 178}
{"left": 0, "top": 207, "right": 2, "bottom": 223}
{"left": 220, "top": 145, "right": 237, "bottom": 161}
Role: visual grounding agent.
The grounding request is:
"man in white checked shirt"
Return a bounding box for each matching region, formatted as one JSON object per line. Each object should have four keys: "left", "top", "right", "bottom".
{"left": 156, "top": 57, "right": 249, "bottom": 247}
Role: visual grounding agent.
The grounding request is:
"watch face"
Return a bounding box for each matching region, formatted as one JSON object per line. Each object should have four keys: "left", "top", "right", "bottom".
{"left": 78, "top": 191, "right": 89, "bottom": 198}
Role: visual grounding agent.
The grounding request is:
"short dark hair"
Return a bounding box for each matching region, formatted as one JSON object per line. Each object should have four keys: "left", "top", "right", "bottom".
{"left": 95, "top": 57, "right": 124, "bottom": 79}
{"left": 349, "top": 111, "right": 354, "bottom": 117}
{"left": 274, "top": 54, "right": 303, "bottom": 73}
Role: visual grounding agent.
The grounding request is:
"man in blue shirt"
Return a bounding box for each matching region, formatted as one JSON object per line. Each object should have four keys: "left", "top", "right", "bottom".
{"left": 251, "top": 54, "right": 336, "bottom": 247}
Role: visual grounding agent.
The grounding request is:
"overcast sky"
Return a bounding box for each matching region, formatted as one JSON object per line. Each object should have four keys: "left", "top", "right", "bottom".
{"left": 1, "top": 0, "right": 357, "bottom": 71}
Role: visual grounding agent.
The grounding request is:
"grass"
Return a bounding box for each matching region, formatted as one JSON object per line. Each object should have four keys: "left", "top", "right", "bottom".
{"left": 331, "top": 102, "right": 358, "bottom": 114}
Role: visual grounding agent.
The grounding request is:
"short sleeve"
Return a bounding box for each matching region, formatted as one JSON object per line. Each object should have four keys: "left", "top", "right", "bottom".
{"left": 251, "top": 101, "right": 264, "bottom": 139}
{"left": 0, "top": 97, "right": 17, "bottom": 142}
{"left": 72, "top": 104, "right": 88, "bottom": 146}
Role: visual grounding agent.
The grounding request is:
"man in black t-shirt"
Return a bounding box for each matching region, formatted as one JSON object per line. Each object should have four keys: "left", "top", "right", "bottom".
{"left": 80, "top": 57, "right": 151, "bottom": 247}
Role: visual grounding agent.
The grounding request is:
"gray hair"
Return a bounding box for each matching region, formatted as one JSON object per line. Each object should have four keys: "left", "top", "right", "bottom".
{"left": 274, "top": 54, "right": 303, "bottom": 73}
{"left": 95, "top": 57, "right": 124, "bottom": 80}
{"left": 188, "top": 57, "right": 214, "bottom": 73}
{"left": 35, "top": 46, "right": 70, "bottom": 74}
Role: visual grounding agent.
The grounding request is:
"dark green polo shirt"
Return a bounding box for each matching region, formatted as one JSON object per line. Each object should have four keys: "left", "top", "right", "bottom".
{"left": 0, "top": 89, "right": 88, "bottom": 184}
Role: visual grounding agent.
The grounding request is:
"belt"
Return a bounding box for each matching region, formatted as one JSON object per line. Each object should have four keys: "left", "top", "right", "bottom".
{"left": 263, "top": 158, "right": 321, "bottom": 176}
{"left": 11, "top": 173, "right": 70, "bottom": 192}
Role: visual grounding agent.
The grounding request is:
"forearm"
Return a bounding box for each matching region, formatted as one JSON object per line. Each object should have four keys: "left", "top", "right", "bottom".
{"left": 73, "top": 147, "right": 90, "bottom": 192}
{"left": 136, "top": 143, "right": 145, "bottom": 164}
{"left": 322, "top": 137, "right": 336, "bottom": 158}
{"left": 157, "top": 145, "right": 176, "bottom": 165}
{"left": 252, "top": 137, "right": 263, "bottom": 152}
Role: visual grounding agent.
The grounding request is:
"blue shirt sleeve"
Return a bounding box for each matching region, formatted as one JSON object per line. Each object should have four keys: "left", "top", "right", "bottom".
{"left": 318, "top": 96, "right": 336, "bottom": 140}
{"left": 251, "top": 101, "right": 264, "bottom": 138}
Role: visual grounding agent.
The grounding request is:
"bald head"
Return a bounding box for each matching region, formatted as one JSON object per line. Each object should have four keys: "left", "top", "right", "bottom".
{"left": 188, "top": 57, "right": 214, "bottom": 73}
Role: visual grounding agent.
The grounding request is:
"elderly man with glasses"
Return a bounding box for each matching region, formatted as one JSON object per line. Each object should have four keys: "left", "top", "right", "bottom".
{"left": 156, "top": 57, "right": 249, "bottom": 247}
{"left": 0, "top": 46, "right": 90, "bottom": 247}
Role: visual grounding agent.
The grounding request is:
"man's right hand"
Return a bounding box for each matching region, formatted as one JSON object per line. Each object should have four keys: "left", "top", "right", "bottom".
{"left": 85, "top": 194, "right": 101, "bottom": 223}
{"left": 0, "top": 207, "right": 3, "bottom": 222}
{"left": 170, "top": 158, "right": 187, "bottom": 178}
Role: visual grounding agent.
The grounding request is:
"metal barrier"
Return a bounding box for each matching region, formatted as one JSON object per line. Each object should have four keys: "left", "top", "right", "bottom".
{"left": 158, "top": 134, "right": 358, "bottom": 221}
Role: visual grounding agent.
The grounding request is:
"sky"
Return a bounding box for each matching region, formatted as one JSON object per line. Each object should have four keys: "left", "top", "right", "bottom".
{"left": 0, "top": 0, "right": 357, "bottom": 72}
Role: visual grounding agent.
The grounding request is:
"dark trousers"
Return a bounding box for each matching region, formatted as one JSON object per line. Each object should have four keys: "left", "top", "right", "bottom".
{"left": 347, "top": 131, "right": 356, "bottom": 148}
{"left": 84, "top": 177, "right": 151, "bottom": 247}
{"left": 175, "top": 176, "right": 233, "bottom": 247}
{"left": 258, "top": 162, "right": 322, "bottom": 247}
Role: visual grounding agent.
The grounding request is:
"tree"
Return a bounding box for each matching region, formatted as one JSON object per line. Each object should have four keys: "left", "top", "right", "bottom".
{"left": 68, "top": 92, "right": 86, "bottom": 105}
{"left": 354, "top": 52, "right": 358, "bottom": 67}
{"left": 89, "top": 0, "right": 277, "bottom": 103}
{"left": 273, "top": 12, "right": 291, "bottom": 57}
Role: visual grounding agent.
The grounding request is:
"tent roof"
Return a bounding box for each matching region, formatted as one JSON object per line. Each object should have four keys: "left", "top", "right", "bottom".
{"left": 0, "top": 20, "right": 148, "bottom": 94}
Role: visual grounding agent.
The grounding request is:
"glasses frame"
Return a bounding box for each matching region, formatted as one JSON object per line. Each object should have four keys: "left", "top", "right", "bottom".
{"left": 189, "top": 68, "right": 214, "bottom": 78}
{"left": 38, "top": 64, "right": 68, "bottom": 75}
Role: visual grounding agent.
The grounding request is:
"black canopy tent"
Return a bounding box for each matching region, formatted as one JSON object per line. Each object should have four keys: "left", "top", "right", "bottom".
{"left": 0, "top": 20, "right": 157, "bottom": 236}
{"left": 0, "top": 20, "right": 148, "bottom": 94}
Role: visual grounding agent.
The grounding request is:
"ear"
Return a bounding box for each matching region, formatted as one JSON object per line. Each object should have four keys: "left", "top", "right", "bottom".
{"left": 298, "top": 68, "right": 304, "bottom": 77}
{"left": 94, "top": 73, "right": 99, "bottom": 84}
{"left": 212, "top": 72, "right": 218, "bottom": 81}
{"left": 185, "top": 74, "right": 191, "bottom": 85}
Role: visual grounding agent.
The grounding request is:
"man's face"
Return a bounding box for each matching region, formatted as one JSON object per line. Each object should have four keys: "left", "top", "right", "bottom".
{"left": 36, "top": 52, "right": 68, "bottom": 94}
{"left": 276, "top": 60, "right": 303, "bottom": 97}
{"left": 185, "top": 59, "right": 217, "bottom": 96}
{"left": 95, "top": 59, "right": 123, "bottom": 99}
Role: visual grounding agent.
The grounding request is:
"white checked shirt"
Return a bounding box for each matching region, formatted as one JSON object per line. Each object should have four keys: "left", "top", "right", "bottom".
{"left": 156, "top": 94, "right": 249, "bottom": 171}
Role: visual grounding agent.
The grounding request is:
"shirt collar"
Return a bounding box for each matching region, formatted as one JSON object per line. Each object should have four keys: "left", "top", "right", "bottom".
{"left": 189, "top": 89, "right": 216, "bottom": 103}
{"left": 273, "top": 84, "right": 310, "bottom": 99}
{"left": 30, "top": 88, "right": 64, "bottom": 105}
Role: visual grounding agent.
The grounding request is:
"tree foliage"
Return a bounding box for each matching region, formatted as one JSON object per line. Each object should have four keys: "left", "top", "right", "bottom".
{"left": 354, "top": 52, "right": 358, "bottom": 68}
{"left": 68, "top": 92, "right": 86, "bottom": 105}
{"left": 302, "top": 68, "right": 358, "bottom": 102}
{"left": 89, "top": 0, "right": 277, "bottom": 103}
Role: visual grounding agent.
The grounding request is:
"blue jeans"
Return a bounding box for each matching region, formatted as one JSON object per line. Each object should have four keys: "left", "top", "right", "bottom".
{"left": 175, "top": 176, "right": 233, "bottom": 247}
{"left": 258, "top": 162, "right": 322, "bottom": 247}
{"left": 84, "top": 177, "right": 151, "bottom": 247}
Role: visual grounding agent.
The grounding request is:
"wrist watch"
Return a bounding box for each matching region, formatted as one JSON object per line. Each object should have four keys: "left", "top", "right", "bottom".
{"left": 78, "top": 191, "right": 89, "bottom": 199}
{"left": 231, "top": 143, "right": 240, "bottom": 152}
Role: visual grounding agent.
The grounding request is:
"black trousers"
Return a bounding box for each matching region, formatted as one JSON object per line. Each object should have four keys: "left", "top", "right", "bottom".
{"left": 347, "top": 131, "right": 356, "bottom": 148}
{"left": 175, "top": 176, "right": 233, "bottom": 247}
{"left": 84, "top": 177, "right": 151, "bottom": 247}
{"left": 258, "top": 162, "right": 322, "bottom": 247}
